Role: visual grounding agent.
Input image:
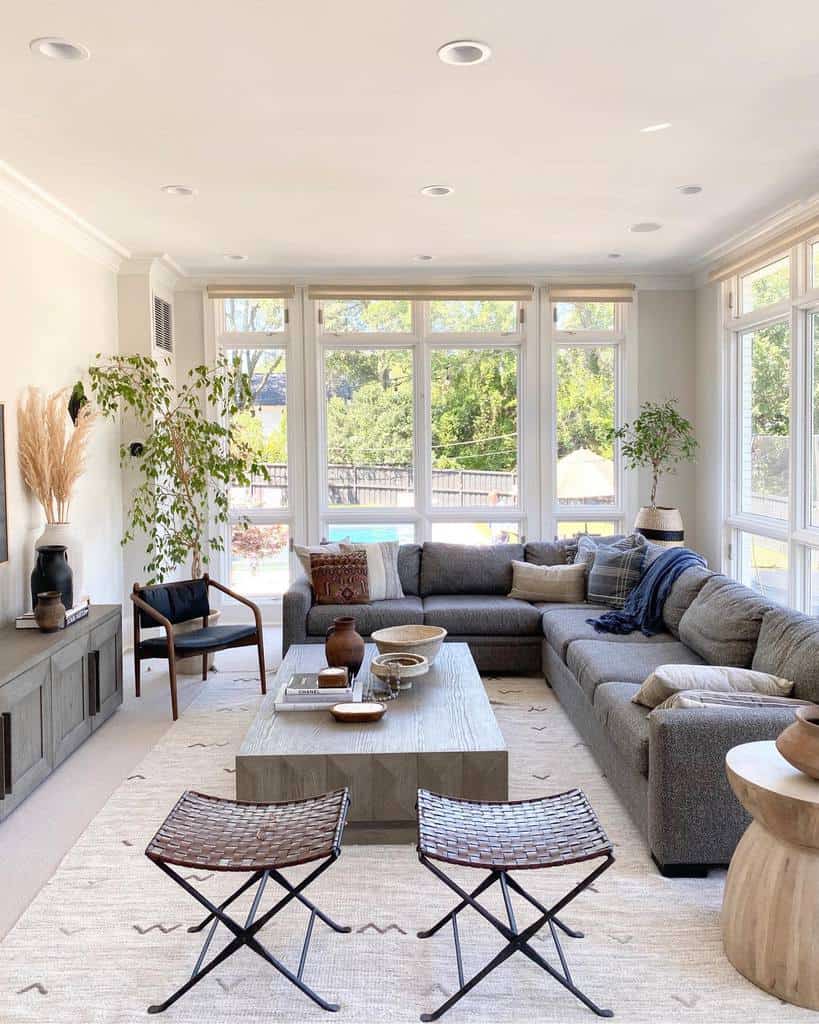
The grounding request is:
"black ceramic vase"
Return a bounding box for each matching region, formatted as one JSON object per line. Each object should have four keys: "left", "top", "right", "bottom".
{"left": 31, "top": 545, "right": 73, "bottom": 611}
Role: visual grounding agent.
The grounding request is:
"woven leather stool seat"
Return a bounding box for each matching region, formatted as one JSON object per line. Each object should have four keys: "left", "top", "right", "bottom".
{"left": 146, "top": 789, "right": 348, "bottom": 872}
{"left": 417, "top": 788, "right": 612, "bottom": 871}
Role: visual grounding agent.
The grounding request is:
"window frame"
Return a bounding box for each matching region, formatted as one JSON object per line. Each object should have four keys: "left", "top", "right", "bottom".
{"left": 723, "top": 239, "right": 819, "bottom": 612}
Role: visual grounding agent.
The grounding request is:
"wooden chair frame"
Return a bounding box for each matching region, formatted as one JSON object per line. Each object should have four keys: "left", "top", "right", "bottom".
{"left": 131, "top": 574, "right": 266, "bottom": 720}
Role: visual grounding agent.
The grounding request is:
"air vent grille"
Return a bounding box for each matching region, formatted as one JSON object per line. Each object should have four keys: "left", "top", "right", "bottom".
{"left": 153, "top": 295, "right": 173, "bottom": 353}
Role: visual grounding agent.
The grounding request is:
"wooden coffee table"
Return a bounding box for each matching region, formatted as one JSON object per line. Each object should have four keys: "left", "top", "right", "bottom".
{"left": 723, "top": 741, "right": 819, "bottom": 1010}
{"left": 236, "top": 642, "right": 508, "bottom": 838}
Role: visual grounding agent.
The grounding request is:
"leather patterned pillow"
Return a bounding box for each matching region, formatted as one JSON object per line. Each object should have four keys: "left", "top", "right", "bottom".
{"left": 310, "top": 552, "right": 370, "bottom": 605}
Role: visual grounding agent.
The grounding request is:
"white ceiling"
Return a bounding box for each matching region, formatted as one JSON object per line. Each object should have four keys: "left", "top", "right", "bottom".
{"left": 2, "top": 0, "right": 819, "bottom": 276}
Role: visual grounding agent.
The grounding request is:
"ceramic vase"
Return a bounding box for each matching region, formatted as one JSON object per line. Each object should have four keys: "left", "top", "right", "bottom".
{"left": 325, "top": 616, "right": 365, "bottom": 679}
{"left": 33, "top": 522, "right": 83, "bottom": 602}
{"left": 776, "top": 706, "right": 819, "bottom": 780}
{"left": 34, "top": 591, "right": 65, "bottom": 633}
{"left": 31, "top": 545, "right": 73, "bottom": 612}
{"left": 634, "top": 506, "right": 684, "bottom": 548}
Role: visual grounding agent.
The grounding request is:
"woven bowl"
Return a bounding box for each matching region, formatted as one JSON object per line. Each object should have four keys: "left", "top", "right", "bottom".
{"left": 370, "top": 625, "right": 447, "bottom": 664}
{"left": 371, "top": 652, "right": 429, "bottom": 681}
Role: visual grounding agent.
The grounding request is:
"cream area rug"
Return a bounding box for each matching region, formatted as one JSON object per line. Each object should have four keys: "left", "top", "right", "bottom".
{"left": 0, "top": 673, "right": 812, "bottom": 1024}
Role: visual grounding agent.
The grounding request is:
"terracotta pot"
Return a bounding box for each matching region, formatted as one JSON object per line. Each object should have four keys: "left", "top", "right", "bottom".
{"left": 634, "top": 506, "right": 684, "bottom": 549}
{"left": 325, "top": 616, "right": 365, "bottom": 679}
{"left": 34, "top": 591, "right": 66, "bottom": 633}
{"left": 776, "top": 706, "right": 819, "bottom": 780}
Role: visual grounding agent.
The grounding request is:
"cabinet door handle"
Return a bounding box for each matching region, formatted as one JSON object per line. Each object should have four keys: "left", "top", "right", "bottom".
{"left": 88, "top": 651, "right": 101, "bottom": 716}
{"left": 2, "top": 712, "right": 11, "bottom": 796}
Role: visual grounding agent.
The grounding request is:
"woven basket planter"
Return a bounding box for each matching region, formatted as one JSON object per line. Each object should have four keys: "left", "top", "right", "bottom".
{"left": 634, "top": 506, "right": 684, "bottom": 548}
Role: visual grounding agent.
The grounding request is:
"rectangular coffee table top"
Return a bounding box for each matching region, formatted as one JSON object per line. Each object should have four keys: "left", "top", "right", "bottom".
{"left": 239, "top": 642, "right": 506, "bottom": 759}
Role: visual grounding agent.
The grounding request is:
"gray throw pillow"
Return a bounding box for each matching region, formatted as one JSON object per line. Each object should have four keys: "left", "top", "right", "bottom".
{"left": 584, "top": 535, "right": 647, "bottom": 609}
{"left": 678, "top": 576, "right": 775, "bottom": 668}
{"left": 752, "top": 607, "right": 819, "bottom": 703}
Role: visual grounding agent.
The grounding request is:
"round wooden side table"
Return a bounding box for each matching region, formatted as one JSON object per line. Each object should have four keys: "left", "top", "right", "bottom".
{"left": 723, "top": 740, "right": 819, "bottom": 1010}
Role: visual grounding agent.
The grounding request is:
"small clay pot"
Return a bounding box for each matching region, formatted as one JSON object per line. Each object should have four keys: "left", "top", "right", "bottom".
{"left": 776, "top": 706, "right": 819, "bottom": 780}
{"left": 325, "top": 616, "right": 364, "bottom": 680}
{"left": 34, "top": 591, "right": 66, "bottom": 633}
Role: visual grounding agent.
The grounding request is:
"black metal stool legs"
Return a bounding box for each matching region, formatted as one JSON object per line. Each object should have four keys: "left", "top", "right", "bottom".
{"left": 417, "top": 852, "right": 615, "bottom": 1022}
{"left": 147, "top": 855, "right": 349, "bottom": 1015}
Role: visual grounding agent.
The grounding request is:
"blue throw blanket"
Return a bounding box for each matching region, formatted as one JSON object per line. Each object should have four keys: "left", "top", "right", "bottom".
{"left": 587, "top": 547, "right": 706, "bottom": 636}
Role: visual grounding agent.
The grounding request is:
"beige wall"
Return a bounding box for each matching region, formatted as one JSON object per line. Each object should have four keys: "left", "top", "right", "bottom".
{"left": 0, "top": 206, "right": 122, "bottom": 623}
{"left": 635, "top": 289, "right": 698, "bottom": 543}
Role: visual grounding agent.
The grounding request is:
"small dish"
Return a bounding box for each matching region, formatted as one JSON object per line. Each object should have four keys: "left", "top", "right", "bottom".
{"left": 330, "top": 701, "right": 387, "bottom": 723}
{"left": 370, "top": 652, "right": 429, "bottom": 681}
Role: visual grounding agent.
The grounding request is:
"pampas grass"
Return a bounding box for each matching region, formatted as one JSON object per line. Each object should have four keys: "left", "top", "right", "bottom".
{"left": 17, "top": 387, "right": 96, "bottom": 523}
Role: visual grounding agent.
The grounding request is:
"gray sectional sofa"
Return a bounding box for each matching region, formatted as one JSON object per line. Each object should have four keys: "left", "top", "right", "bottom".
{"left": 283, "top": 539, "right": 819, "bottom": 875}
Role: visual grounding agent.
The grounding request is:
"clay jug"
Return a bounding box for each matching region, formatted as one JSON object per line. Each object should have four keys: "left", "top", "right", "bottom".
{"left": 776, "top": 706, "right": 819, "bottom": 780}
{"left": 34, "top": 591, "right": 66, "bottom": 633}
{"left": 325, "top": 616, "right": 364, "bottom": 679}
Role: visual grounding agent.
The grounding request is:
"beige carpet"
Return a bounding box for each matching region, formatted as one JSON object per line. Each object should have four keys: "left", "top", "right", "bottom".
{"left": 0, "top": 674, "right": 812, "bottom": 1024}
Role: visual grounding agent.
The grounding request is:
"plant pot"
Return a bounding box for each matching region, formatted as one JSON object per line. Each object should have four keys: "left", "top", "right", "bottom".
{"left": 31, "top": 544, "right": 73, "bottom": 612}
{"left": 325, "top": 616, "right": 365, "bottom": 679}
{"left": 634, "top": 506, "right": 684, "bottom": 548}
{"left": 33, "top": 522, "right": 83, "bottom": 603}
{"left": 34, "top": 591, "right": 65, "bottom": 633}
{"left": 776, "top": 706, "right": 819, "bottom": 780}
{"left": 175, "top": 609, "right": 221, "bottom": 675}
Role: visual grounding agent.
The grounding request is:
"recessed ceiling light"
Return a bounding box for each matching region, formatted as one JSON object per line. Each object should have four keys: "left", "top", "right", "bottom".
{"left": 413, "top": 254, "right": 434, "bottom": 261}
{"left": 223, "top": 253, "right": 247, "bottom": 261}
{"left": 678, "top": 184, "right": 703, "bottom": 195}
{"left": 420, "top": 185, "right": 453, "bottom": 197}
{"left": 629, "top": 222, "right": 662, "bottom": 233}
{"left": 161, "top": 184, "right": 197, "bottom": 197}
{"left": 29, "top": 37, "right": 90, "bottom": 61}
{"left": 608, "top": 252, "right": 622, "bottom": 259}
{"left": 640, "top": 122, "right": 672, "bottom": 133}
{"left": 437, "top": 40, "right": 492, "bottom": 66}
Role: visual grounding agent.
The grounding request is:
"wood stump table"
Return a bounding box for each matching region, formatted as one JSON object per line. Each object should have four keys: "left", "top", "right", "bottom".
{"left": 723, "top": 740, "right": 819, "bottom": 1010}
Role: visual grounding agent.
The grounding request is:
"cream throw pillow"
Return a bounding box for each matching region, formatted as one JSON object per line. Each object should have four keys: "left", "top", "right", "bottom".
{"left": 656, "top": 690, "right": 812, "bottom": 710}
{"left": 633, "top": 664, "right": 794, "bottom": 709}
{"left": 294, "top": 541, "right": 347, "bottom": 583}
{"left": 508, "top": 560, "right": 587, "bottom": 603}
{"left": 340, "top": 541, "right": 404, "bottom": 601}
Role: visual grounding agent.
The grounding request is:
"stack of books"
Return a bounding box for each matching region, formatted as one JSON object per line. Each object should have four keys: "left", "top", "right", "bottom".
{"left": 273, "top": 672, "right": 354, "bottom": 712}
{"left": 15, "top": 597, "right": 90, "bottom": 630}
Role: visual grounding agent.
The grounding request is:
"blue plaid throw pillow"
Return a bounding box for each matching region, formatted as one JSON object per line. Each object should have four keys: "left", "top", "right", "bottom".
{"left": 582, "top": 535, "right": 647, "bottom": 609}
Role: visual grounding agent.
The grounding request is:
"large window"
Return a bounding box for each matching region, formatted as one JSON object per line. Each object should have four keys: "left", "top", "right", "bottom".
{"left": 725, "top": 240, "right": 819, "bottom": 611}
{"left": 321, "top": 299, "right": 411, "bottom": 334}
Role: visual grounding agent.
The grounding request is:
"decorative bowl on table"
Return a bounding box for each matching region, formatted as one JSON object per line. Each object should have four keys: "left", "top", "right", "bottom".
{"left": 370, "top": 652, "right": 429, "bottom": 682}
{"left": 370, "top": 625, "right": 447, "bottom": 664}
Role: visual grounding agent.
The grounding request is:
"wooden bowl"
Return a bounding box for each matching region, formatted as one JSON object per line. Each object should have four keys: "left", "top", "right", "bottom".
{"left": 370, "top": 625, "right": 447, "bottom": 663}
{"left": 370, "top": 652, "right": 429, "bottom": 681}
{"left": 330, "top": 702, "right": 386, "bottom": 723}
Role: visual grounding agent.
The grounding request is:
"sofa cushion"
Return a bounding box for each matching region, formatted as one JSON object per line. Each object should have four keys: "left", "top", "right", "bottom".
{"left": 423, "top": 595, "right": 542, "bottom": 636}
{"left": 632, "top": 664, "right": 794, "bottom": 709}
{"left": 340, "top": 541, "right": 404, "bottom": 600}
{"left": 752, "top": 607, "right": 819, "bottom": 702}
{"left": 678, "top": 575, "right": 775, "bottom": 667}
{"left": 592, "top": 682, "right": 650, "bottom": 777}
{"left": 419, "top": 543, "right": 524, "bottom": 596}
{"left": 524, "top": 540, "right": 577, "bottom": 566}
{"left": 566, "top": 639, "right": 706, "bottom": 703}
{"left": 542, "top": 606, "right": 678, "bottom": 661}
{"left": 140, "top": 623, "right": 256, "bottom": 656}
{"left": 307, "top": 597, "right": 423, "bottom": 637}
{"left": 586, "top": 537, "right": 647, "bottom": 609}
{"left": 398, "top": 544, "right": 421, "bottom": 597}
{"left": 662, "top": 565, "right": 713, "bottom": 638}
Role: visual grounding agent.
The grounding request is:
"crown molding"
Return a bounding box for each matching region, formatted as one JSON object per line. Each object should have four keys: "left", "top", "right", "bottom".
{"left": 691, "top": 192, "right": 819, "bottom": 287}
{"left": 120, "top": 253, "right": 183, "bottom": 292}
{"left": 0, "top": 159, "right": 129, "bottom": 272}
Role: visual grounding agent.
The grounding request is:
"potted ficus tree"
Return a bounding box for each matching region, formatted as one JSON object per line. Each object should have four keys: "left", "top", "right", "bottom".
{"left": 89, "top": 354, "right": 269, "bottom": 670}
{"left": 610, "top": 398, "right": 698, "bottom": 547}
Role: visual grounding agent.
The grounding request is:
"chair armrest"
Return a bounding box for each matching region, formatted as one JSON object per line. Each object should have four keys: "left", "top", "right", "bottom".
{"left": 282, "top": 577, "right": 313, "bottom": 656}
{"left": 130, "top": 593, "right": 175, "bottom": 652}
{"left": 647, "top": 704, "right": 799, "bottom": 867}
{"left": 206, "top": 578, "right": 262, "bottom": 630}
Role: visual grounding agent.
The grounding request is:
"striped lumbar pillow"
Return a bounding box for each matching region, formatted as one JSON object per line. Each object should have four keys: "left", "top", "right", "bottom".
{"left": 341, "top": 542, "right": 404, "bottom": 601}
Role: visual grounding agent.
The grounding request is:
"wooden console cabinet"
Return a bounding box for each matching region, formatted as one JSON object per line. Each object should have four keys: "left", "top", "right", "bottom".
{"left": 0, "top": 605, "right": 122, "bottom": 820}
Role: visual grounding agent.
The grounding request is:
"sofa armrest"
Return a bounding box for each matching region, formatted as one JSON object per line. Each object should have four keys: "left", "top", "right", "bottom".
{"left": 282, "top": 577, "right": 313, "bottom": 656}
{"left": 647, "top": 705, "right": 798, "bottom": 869}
